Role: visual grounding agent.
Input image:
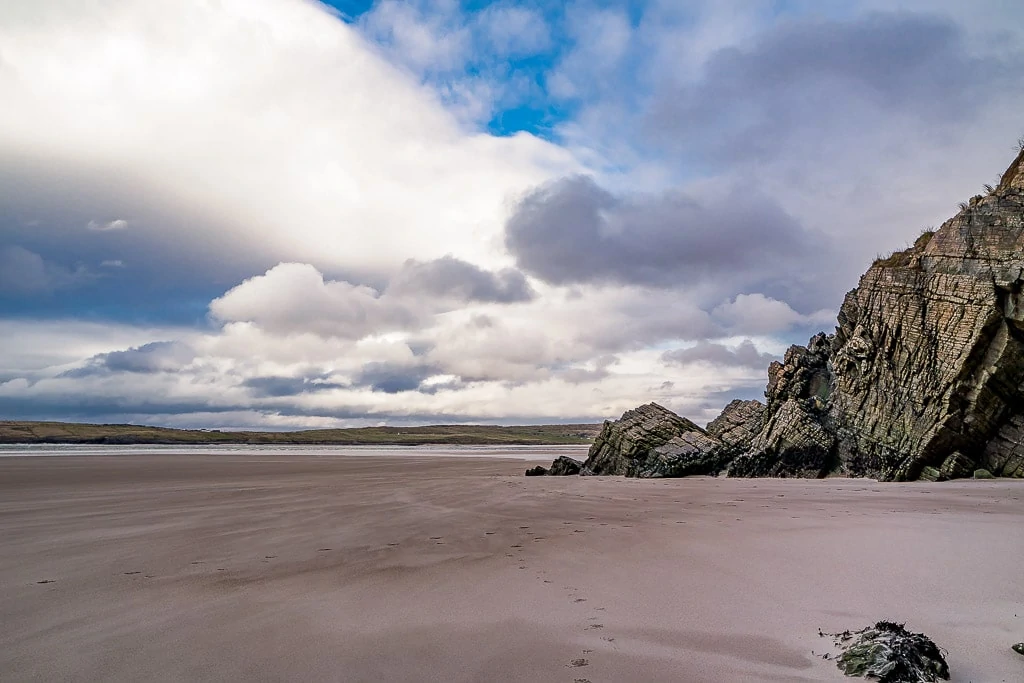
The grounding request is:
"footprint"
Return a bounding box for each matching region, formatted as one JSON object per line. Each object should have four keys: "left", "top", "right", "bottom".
{"left": 123, "top": 571, "right": 141, "bottom": 575}
{"left": 387, "top": 543, "right": 400, "bottom": 547}
{"left": 429, "top": 537, "right": 443, "bottom": 540}
{"left": 586, "top": 624, "right": 604, "bottom": 630}
{"left": 317, "top": 548, "right": 332, "bottom": 552}
{"left": 510, "top": 544, "right": 523, "bottom": 548}
{"left": 573, "top": 597, "right": 587, "bottom": 603}
{"left": 569, "top": 658, "right": 589, "bottom": 668}
{"left": 264, "top": 555, "right": 277, "bottom": 559}
{"left": 36, "top": 579, "right": 55, "bottom": 584}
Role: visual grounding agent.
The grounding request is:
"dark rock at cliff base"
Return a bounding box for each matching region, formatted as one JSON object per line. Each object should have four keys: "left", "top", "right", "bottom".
{"left": 525, "top": 455, "right": 583, "bottom": 476}
{"left": 580, "top": 403, "right": 735, "bottom": 478}
{"left": 824, "top": 621, "right": 949, "bottom": 682}
{"left": 727, "top": 335, "right": 838, "bottom": 478}
{"left": 548, "top": 455, "right": 583, "bottom": 476}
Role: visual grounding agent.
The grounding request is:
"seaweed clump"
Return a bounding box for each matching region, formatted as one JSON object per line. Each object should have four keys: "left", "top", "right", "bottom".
{"left": 821, "top": 621, "right": 949, "bottom": 682}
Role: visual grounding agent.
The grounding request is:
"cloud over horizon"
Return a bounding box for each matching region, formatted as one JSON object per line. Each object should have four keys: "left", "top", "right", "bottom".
{"left": 1, "top": 0, "right": 1022, "bottom": 428}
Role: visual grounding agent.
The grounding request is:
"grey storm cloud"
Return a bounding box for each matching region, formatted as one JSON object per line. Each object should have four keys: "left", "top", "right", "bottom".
{"left": 0, "top": 246, "right": 90, "bottom": 293}
{"left": 662, "top": 340, "right": 779, "bottom": 370}
{"left": 388, "top": 255, "right": 535, "bottom": 303}
{"left": 351, "top": 362, "right": 441, "bottom": 394}
{"left": 556, "top": 354, "right": 618, "bottom": 384}
{"left": 504, "top": 175, "right": 830, "bottom": 297}
{"left": 64, "top": 341, "right": 196, "bottom": 377}
{"left": 646, "top": 13, "right": 1024, "bottom": 165}
{"left": 242, "top": 376, "right": 347, "bottom": 398}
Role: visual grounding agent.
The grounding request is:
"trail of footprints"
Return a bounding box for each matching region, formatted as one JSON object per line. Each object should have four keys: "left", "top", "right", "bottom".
{"left": 500, "top": 520, "right": 619, "bottom": 680}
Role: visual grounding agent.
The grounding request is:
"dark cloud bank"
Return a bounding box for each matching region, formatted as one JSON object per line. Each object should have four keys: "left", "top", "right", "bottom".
{"left": 505, "top": 174, "right": 833, "bottom": 308}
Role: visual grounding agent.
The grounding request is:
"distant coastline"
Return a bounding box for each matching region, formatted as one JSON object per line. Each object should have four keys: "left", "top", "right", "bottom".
{"left": 0, "top": 421, "right": 601, "bottom": 446}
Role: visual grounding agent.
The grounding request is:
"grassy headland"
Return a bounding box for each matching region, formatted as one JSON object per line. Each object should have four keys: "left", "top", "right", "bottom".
{"left": 0, "top": 421, "right": 601, "bottom": 446}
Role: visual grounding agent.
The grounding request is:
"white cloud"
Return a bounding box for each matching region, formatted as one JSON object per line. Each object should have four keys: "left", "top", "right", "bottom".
{"left": 209, "top": 262, "right": 420, "bottom": 339}
{"left": 0, "top": 319, "right": 190, "bottom": 375}
{"left": 0, "top": 270, "right": 786, "bottom": 425}
{"left": 477, "top": 5, "right": 551, "bottom": 57}
{"left": 711, "top": 294, "right": 834, "bottom": 336}
{"left": 0, "top": 0, "right": 579, "bottom": 282}
{"left": 86, "top": 219, "right": 128, "bottom": 231}
{"left": 359, "top": 0, "right": 471, "bottom": 74}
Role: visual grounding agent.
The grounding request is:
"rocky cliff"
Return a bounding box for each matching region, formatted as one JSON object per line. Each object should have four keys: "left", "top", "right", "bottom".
{"left": 534, "top": 148, "right": 1024, "bottom": 481}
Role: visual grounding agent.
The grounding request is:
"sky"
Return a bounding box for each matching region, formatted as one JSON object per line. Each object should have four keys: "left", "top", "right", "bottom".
{"left": 1, "top": 0, "right": 1023, "bottom": 429}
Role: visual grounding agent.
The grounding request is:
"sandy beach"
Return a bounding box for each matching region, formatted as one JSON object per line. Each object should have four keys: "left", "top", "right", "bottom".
{"left": 1, "top": 453, "right": 1021, "bottom": 682}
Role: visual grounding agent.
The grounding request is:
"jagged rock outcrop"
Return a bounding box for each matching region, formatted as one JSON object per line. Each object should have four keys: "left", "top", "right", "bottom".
{"left": 529, "top": 148, "right": 1024, "bottom": 481}
{"left": 578, "top": 403, "right": 735, "bottom": 477}
{"left": 706, "top": 399, "right": 766, "bottom": 450}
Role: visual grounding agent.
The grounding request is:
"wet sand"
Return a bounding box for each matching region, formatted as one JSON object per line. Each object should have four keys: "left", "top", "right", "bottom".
{"left": 1, "top": 454, "right": 1022, "bottom": 682}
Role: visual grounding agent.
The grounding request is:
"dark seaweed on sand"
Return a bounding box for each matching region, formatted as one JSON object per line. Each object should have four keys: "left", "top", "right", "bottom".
{"left": 820, "top": 621, "right": 949, "bottom": 683}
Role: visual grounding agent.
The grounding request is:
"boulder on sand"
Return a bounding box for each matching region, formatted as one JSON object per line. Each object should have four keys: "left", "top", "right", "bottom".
{"left": 524, "top": 455, "right": 583, "bottom": 477}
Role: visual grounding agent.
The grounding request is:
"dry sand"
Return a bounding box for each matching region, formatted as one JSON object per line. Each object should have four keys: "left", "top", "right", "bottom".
{"left": 1, "top": 453, "right": 1022, "bottom": 682}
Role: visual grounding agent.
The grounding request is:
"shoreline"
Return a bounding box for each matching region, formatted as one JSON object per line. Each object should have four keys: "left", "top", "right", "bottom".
{"left": 0, "top": 443, "right": 589, "bottom": 460}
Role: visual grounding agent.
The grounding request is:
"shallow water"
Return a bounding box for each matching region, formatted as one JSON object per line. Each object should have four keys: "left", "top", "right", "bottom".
{"left": 0, "top": 442, "right": 590, "bottom": 459}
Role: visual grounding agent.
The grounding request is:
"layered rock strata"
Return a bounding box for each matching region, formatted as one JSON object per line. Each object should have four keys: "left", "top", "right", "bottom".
{"left": 533, "top": 149, "right": 1024, "bottom": 481}
{"left": 580, "top": 403, "right": 740, "bottom": 478}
